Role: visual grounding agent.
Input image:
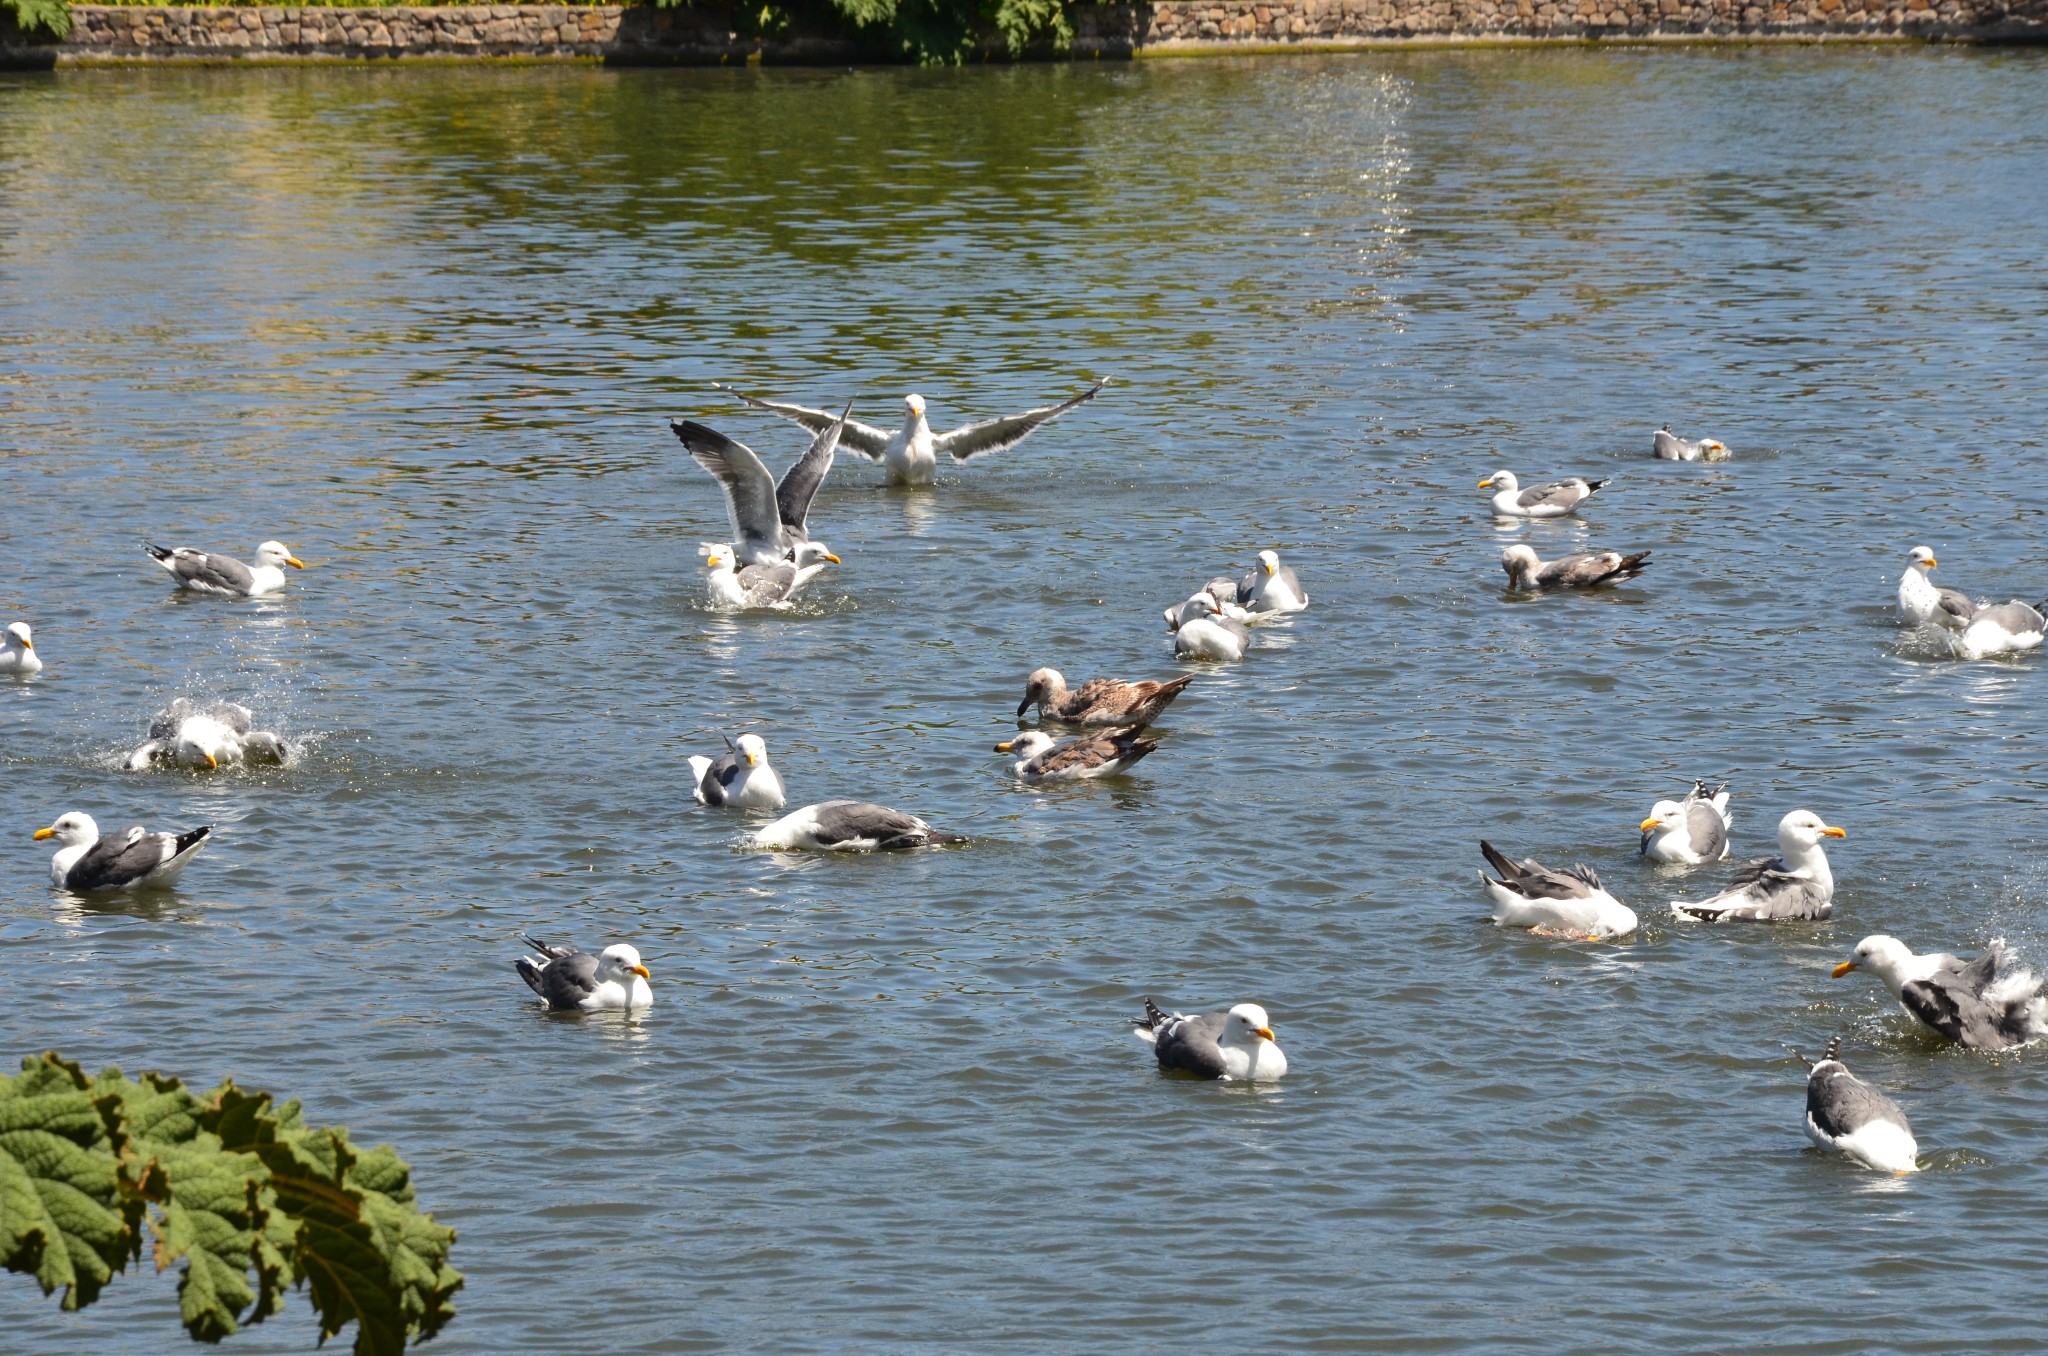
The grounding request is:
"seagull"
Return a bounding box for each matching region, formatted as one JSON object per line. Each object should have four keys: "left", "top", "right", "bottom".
{"left": 1016, "top": 669, "right": 1192, "bottom": 727}
{"left": 1793, "top": 1037, "right": 1919, "bottom": 1174}
{"left": 143, "top": 541, "right": 304, "bottom": 598}
{"left": 747, "top": 800, "right": 966, "bottom": 852}
{"left": 995, "top": 726, "right": 1159, "bottom": 782}
{"left": 1640, "top": 781, "right": 1733, "bottom": 865}
{"left": 1477, "top": 841, "right": 1638, "bottom": 939}
{"left": 515, "top": 937, "right": 652, "bottom": 1011}
{"left": 1478, "top": 470, "right": 1609, "bottom": 518}
{"left": 1652, "top": 428, "right": 1729, "bottom": 461}
{"left": 125, "top": 700, "right": 289, "bottom": 771}
{"left": 1198, "top": 579, "right": 1255, "bottom": 623}
{"left": 1895, "top": 547, "right": 1976, "bottom": 630}
{"left": 1, "top": 623, "right": 41, "bottom": 675}
{"left": 1833, "top": 935, "right": 2048, "bottom": 1051}
{"left": 1166, "top": 594, "right": 1251, "bottom": 661}
{"left": 1671, "top": 810, "right": 1843, "bottom": 923}
{"left": 1501, "top": 545, "right": 1651, "bottom": 591}
{"left": 699, "top": 541, "right": 838, "bottom": 610}
{"left": 669, "top": 409, "right": 846, "bottom": 569}
{"left": 714, "top": 382, "right": 1104, "bottom": 487}
{"left": 1233, "top": 550, "right": 1309, "bottom": 616}
{"left": 1953, "top": 598, "right": 2046, "bottom": 661}
{"left": 686, "top": 733, "right": 787, "bottom": 809}
{"left": 1131, "top": 999, "right": 1287, "bottom": 1081}
{"left": 34, "top": 812, "right": 211, "bottom": 892}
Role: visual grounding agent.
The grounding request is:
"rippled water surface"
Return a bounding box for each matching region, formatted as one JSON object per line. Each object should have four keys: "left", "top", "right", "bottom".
{"left": 4, "top": 47, "right": 2047, "bottom": 1352}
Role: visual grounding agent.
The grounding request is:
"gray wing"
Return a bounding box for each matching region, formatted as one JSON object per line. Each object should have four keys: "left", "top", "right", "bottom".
{"left": 808, "top": 800, "right": 962, "bottom": 849}
{"left": 669, "top": 420, "right": 787, "bottom": 562}
{"left": 161, "top": 547, "right": 256, "bottom": 594}
{"left": 697, "top": 750, "right": 741, "bottom": 805}
{"left": 148, "top": 698, "right": 198, "bottom": 740}
{"left": 1679, "top": 857, "right": 1829, "bottom": 921}
{"left": 1516, "top": 479, "right": 1589, "bottom": 510}
{"left": 1900, "top": 945, "right": 2015, "bottom": 1049}
{"left": 774, "top": 406, "right": 847, "bottom": 537}
{"left": 1809, "top": 1068, "right": 1909, "bottom": 1141}
{"left": 1684, "top": 801, "right": 1728, "bottom": 862}
{"left": 1154, "top": 1012, "right": 1230, "bottom": 1079}
{"left": 532, "top": 951, "right": 601, "bottom": 1009}
{"left": 209, "top": 702, "right": 255, "bottom": 734}
{"left": 1975, "top": 601, "right": 2045, "bottom": 634}
{"left": 712, "top": 385, "right": 894, "bottom": 460}
{"left": 1934, "top": 588, "right": 1977, "bottom": 626}
{"left": 1203, "top": 576, "right": 1245, "bottom": 607}
{"left": 735, "top": 562, "right": 798, "bottom": 607}
{"left": 931, "top": 383, "right": 1104, "bottom": 462}
{"left": 1652, "top": 429, "right": 1690, "bottom": 460}
{"left": 64, "top": 827, "right": 167, "bottom": 891}
{"left": 1480, "top": 841, "right": 1598, "bottom": 901}
{"left": 1235, "top": 570, "right": 1258, "bottom": 604}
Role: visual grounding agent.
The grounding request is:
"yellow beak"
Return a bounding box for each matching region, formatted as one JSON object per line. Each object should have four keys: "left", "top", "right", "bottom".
{"left": 1477, "top": 478, "right": 1494, "bottom": 489}
{"left": 1821, "top": 826, "right": 1846, "bottom": 839}
{"left": 19, "top": 639, "right": 29, "bottom": 650}
{"left": 1925, "top": 557, "right": 1937, "bottom": 569}
{"left": 1252, "top": 1027, "right": 1275, "bottom": 1042}
{"left": 286, "top": 556, "right": 305, "bottom": 569}
{"left": 1265, "top": 560, "right": 1276, "bottom": 575}
{"left": 1831, "top": 960, "right": 1858, "bottom": 978}
{"left": 33, "top": 827, "right": 56, "bottom": 841}
{"left": 823, "top": 552, "right": 841, "bottom": 564}
{"left": 744, "top": 753, "right": 759, "bottom": 767}
{"left": 1639, "top": 816, "right": 1660, "bottom": 832}
{"left": 205, "top": 752, "right": 219, "bottom": 769}
{"left": 993, "top": 740, "right": 1015, "bottom": 753}
{"left": 629, "top": 964, "right": 651, "bottom": 980}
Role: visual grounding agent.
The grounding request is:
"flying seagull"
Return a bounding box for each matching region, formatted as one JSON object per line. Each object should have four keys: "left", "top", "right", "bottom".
{"left": 1478, "top": 470, "right": 1609, "bottom": 518}
{"left": 1833, "top": 935, "right": 2048, "bottom": 1051}
{"left": 515, "top": 937, "right": 653, "bottom": 1011}
{"left": 714, "top": 381, "right": 1104, "bottom": 486}
{"left": 1131, "top": 999, "right": 1288, "bottom": 1081}
{"left": 143, "top": 540, "right": 304, "bottom": 598}
{"left": 1793, "top": 1037, "right": 1918, "bottom": 1174}
{"left": 35, "top": 812, "right": 211, "bottom": 892}
{"left": 669, "top": 408, "right": 847, "bottom": 569}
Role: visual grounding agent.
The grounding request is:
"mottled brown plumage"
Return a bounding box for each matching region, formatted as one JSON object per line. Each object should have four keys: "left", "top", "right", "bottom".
{"left": 1016, "top": 667, "right": 1193, "bottom": 727}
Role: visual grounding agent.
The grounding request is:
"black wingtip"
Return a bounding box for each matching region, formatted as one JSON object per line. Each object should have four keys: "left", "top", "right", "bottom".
{"left": 143, "top": 542, "right": 171, "bottom": 562}
{"left": 172, "top": 826, "right": 211, "bottom": 854}
{"left": 1478, "top": 840, "right": 1517, "bottom": 879}
{"left": 1587, "top": 478, "right": 1612, "bottom": 490}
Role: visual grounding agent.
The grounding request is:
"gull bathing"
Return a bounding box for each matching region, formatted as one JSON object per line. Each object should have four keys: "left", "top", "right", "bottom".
{"left": 126, "top": 699, "right": 289, "bottom": 771}
{"left": 1671, "top": 810, "right": 1842, "bottom": 923}
{"left": 144, "top": 541, "right": 304, "bottom": 598}
{"left": 1954, "top": 598, "right": 2046, "bottom": 661}
{"left": 748, "top": 801, "right": 966, "bottom": 852}
{"left": 995, "top": 726, "right": 1159, "bottom": 782}
{"left": 1895, "top": 546, "right": 1975, "bottom": 631}
{"left": 1, "top": 623, "right": 40, "bottom": 675}
{"left": 687, "top": 733, "right": 787, "bottom": 810}
{"left": 35, "top": 812, "right": 211, "bottom": 892}
{"left": 700, "top": 541, "right": 838, "bottom": 610}
{"left": 1166, "top": 594, "right": 1251, "bottom": 661}
{"left": 1652, "top": 428, "right": 1729, "bottom": 462}
{"left": 1794, "top": 1037, "right": 1918, "bottom": 1174}
{"left": 1478, "top": 840, "right": 1638, "bottom": 939}
{"left": 670, "top": 410, "right": 844, "bottom": 569}
{"left": 1017, "top": 668, "right": 1191, "bottom": 728}
{"left": 1479, "top": 470, "right": 1609, "bottom": 518}
{"left": 1131, "top": 999, "right": 1287, "bottom": 1081}
{"left": 1640, "top": 781, "right": 1733, "bottom": 865}
{"left": 1833, "top": 935, "right": 2048, "bottom": 1051}
{"left": 515, "top": 937, "right": 652, "bottom": 1011}
{"left": 1501, "top": 545, "right": 1651, "bottom": 591}
{"left": 716, "top": 381, "right": 1103, "bottom": 487}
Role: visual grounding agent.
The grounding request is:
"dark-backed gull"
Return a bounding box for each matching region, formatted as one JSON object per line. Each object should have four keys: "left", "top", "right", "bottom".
{"left": 687, "top": 733, "right": 787, "bottom": 810}
{"left": 1131, "top": 999, "right": 1287, "bottom": 1081}
{"left": 515, "top": 937, "right": 652, "bottom": 1011}
{"left": 35, "top": 812, "right": 211, "bottom": 892}
{"left": 143, "top": 541, "right": 304, "bottom": 597}
{"left": 748, "top": 801, "right": 965, "bottom": 852}
{"left": 1795, "top": 1037, "right": 1918, "bottom": 1174}
{"left": 1833, "top": 935, "right": 2048, "bottom": 1051}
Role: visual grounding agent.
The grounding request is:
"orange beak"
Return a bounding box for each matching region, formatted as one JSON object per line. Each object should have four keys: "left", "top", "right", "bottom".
{"left": 33, "top": 827, "right": 56, "bottom": 841}
{"left": 1831, "top": 960, "right": 1857, "bottom": 978}
{"left": 1639, "top": 817, "right": 1659, "bottom": 832}
{"left": 285, "top": 556, "right": 305, "bottom": 569}
{"left": 1821, "top": 826, "right": 1846, "bottom": 839}
{"left": 1252, "top": 1026, "right": 1275, "bottom": 1042}
{"left": 629, "top": 964, "right": 651, "bottom": 980}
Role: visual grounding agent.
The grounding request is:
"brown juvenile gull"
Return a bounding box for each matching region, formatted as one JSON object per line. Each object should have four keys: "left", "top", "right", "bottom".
{"left": 144, "top": 540, "right": 304, "bottom": 598}
{"left": 1016, "top": 669, "right": 1192, "bottom": 727}
{"left": 1670, "top": 810, "right": 1842, "bottom": 923}
{"left": 1501, "top": 544, "right": 1651, "bottom": 591}
{"left": 995, "top": 726, "right": 1159, "bottom": 782}
{"left": 1131, "top": 999, "right": 1287, "bottom": 1080}
{"left": 1833, "top": 935, "right": 2048, "bottom": 1051}
{"left": 1478, "top": 470, "right": 1609, "bottom": 518}
{"left": 35, "top": 812, "right": 211, "bottom": 892}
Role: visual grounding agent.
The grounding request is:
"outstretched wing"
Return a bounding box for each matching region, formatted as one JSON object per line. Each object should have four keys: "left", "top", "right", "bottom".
{"left": 713, "top": 384, "right": 894, "bottom": 459}
{"left": 932, "top": 383, "right": 1105, "bottom": 463}
{"left": 775, "top": 405, "right": 848, "bottom": 535}
{"left": 669, "top": 420, "right": 785, "bottom": 561}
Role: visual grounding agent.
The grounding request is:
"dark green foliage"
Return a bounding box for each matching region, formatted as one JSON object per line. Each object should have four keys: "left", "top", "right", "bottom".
{"left": 0, "top": 1052, "right": 461, "bottom": 1354}
{"left": 1, "top": 0, "right": 74, "bottom": 39}
{"left": 658, "top": 0, "right": 1076, "bottom": 62}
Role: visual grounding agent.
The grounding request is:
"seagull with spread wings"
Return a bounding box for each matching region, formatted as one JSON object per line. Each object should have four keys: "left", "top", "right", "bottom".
{"left": 669, "top": 407, "right": 847, "bottom": 569}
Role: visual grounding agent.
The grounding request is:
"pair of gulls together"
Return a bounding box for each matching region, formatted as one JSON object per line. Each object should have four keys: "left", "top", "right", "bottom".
{"left": 1163, "top": 551, "right": 1310, "bottom": 661}
{"left": 2, "top": 623, "right": 42, "bottom": 674}
{"left": 144, "top": 540, "right": 306, "bottom": 597}
{"left": 1478, "top": 470, "right": 1654, "bottom": 591}
{"left": 1895, "top": 546, "right": 2046, "bottom": 660}
{"left": 124, "top": 699, "right": 289, "bottom": 771}
{"left": 683, "top": 732, "right": 964, "bottom": 851}
{"left": 997, "top": 668, "right": 1197, "bottom": 781}
{"left": 34, "top": 812, "right": 212, "bottom": 892}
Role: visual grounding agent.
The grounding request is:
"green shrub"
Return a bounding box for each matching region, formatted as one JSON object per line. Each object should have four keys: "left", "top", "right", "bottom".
{"left": 1, "top": 0, "right": 73, "bottom": 39}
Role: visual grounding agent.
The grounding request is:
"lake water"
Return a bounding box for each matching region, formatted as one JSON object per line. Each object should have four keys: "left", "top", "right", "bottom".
{"left": 4, "top": 46, "right": 2047, "bottom": 1353}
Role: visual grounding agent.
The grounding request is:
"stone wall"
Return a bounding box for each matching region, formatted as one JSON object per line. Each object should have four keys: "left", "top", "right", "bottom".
{"left": 3, "top": 0, "right": 2043, "bottom": 66}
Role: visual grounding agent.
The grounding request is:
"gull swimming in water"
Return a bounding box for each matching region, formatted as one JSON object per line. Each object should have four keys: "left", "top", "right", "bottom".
{"left": 1953, "top": 598, "right": 2046, "bottom": 661}
{"left": 748, "top": 801, "right": 966, "bottom": 852}
{"left": 1670, "top": 810, "right": 1843, "bottom": 923}
{"left": 1640, "top": 781, "right": 1733, "bottom": 865}
{"left": 1895, "top": 546, "right": 1976, "bottom": 631}
{"left": 1016, "top": 669, "right": 1192, "bottom": 727}
{"left": 1478, "top": 841, "right": 1638, "bottom": 939}
{"left": 669, "top": 408, "right": 846, "bottom": 569}
{"left": 686, "top": 733, "right": 787, "bottom": 809}
{"left": 699, "top": 541, "right": 838, "bottom": 610}
{"left": 1, "top": 623, "right": 41, "bottom": 674}
{"left": 1501, "top": 544, "right": 1651, "bottom": 591}
{"left": 995, "top": 726, "right": 1159, "bottom": 782}
{"left": 1230, "top": 550, "right": 1309, "bottom": 616}
{"left": 1166, "top": 594, "right": 1251, "bottom": 661}
{"left": 125, "top": 700, "right": 289, "bottom": 771}
{"left": 1131, "top": 999, "right": 1288, "bottom": 1081}
{"left": 714, "top": 381, "right": 1104, "bottom": 487}
{"left": 1832, "top": 935, "right": 2048, "bottom": 1051}
{"left": 1652, "top": 428, "right": 1729, "bottom": 461}
{"left": 1793, "top": 1037, "right": 1918, "bottom": 1174}
{"left": 1478, "top": 470, "right": 1609, "bottom": 518}
{"left": 144, "top": 541, "right": 304, "bottom": 598}
{"left": 515, "top": 937, "right": 652, "bottom": 1011}
{"left": 35, "top": 812, "right": 211, "bottom": 892}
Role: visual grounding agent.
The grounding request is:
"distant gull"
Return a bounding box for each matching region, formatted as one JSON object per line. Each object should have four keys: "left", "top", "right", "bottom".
{"left": 670, "top": 411, "right": 845, "bottom": 569}
{"left": 1233, "top": 550, "right": 1309, "bottom": 616}
{"left": 748, "top": 800, "right": 966, "bottom": 852}
{"left": 715, "top": 381, "right": 1103, "bottom": 487}
{"left": 1833, "top": 935, "right": 2048, "bottom": 1051}
{"left": 1501, "top": 545, "right": 1651, "bottom": 591}
{"left": 144, "top": 540, "right": 304, "bottom": 598}
{"left": 1478, "top": 470, "right": 1609, "bottom": 518}
{"left": 1131, "top": 998, "right": 1288, "bottom": 1081}
{"left": 1671, "top": 810, "right": 1842, "bottom": 923}
{"left": 1478, "top": 840, "right": 1638, "bottom": 939}
{"left": 126, "top": 699, "right": 289, "bottom": 771}
{"left": 1954, "top": 598, "right": 2046, "bottom": 661}
{"left": 995, "top": 726, "right": 1159, "bottom": 782}
{"left": 35, "top": 812, "right": 211, "bottom": 892}
{"left": 1895, "top": 547, "right": 1975, "bottom": 631}
{"left": 1793, "top": 1037, "right": 1919, "bottom": 1174}
{"left": 1166, "top": 594, "right": 1251, "bottom": 661}
{"left": 699, "top": 541, "right": 838, "bottom": 609}
{"left": 1, "top": 623, "right": 40, "bottom": 675}
{"left": 687, "top": 733, "right": 787, "bottom": 810}
{"left": 1640, "top": 781, "right": 1733, "bottom": 865}
{"left": 1652, "top": 428, "right": 1729, "bottom": 462}
{"left": 515, "top": 936, "right": 652, "bottom": 1011}
{"left": 1017, "top": 668, "right": 1192, "bottom": 727}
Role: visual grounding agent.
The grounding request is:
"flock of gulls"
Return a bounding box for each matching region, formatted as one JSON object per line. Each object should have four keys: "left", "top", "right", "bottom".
{"left": 14, "top": 396, "right": 2048, "bottom": 1176}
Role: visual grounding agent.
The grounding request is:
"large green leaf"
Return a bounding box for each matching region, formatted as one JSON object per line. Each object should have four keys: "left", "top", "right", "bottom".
{"left": 0, "top": 1053, "right": 140, "bottom": 1311}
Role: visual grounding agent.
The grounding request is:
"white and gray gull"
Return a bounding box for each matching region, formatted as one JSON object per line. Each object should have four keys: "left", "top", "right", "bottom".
{"left": 995, "top": 726, "right": 1159, "bottom": 782}
{"left": 1478, "top": 840, "right": 1638, "bottom": 939}
{"left": 1652, "top": 428, "right": 1729, "bottom": 461}
{"left": 669, "top": 408, "right": 846, "bottom": 569}
{"left": 1, "top": 623, "right": 41, "bottom": 675}
{"left": 1671, "top": 810, "right": 1843, "bottom": 923}
{"left": 1017, "top": 669, "right": 1191, "bottom": 727}
{"left": 687, "top": 733, "right": 787, "bottom": 810}
{"left": 515, "top": 937, "right": 652, "bottom": 1011}
{"left": 1895, "top": 546, "right": 1976, "bottom": 631}
{"left": 747, "top": 800, "right": 966, "bottom": 852}
{"left": 35, "top": 812, "right": 211, "bottom": 892}
{"left": 715, "top": 381, "right": 1103, "bottom": 487}
{"left": 126, "top": 699, "right": 289, "bottom": 771}
{"left": 143, "top": 540, "right": 304, "bottom": 598}
{"left": 1478, "top": 470, "right": 1609, "bottom": 518}
{"left": 1501, "top": 544, "right": 1651, "bottom": 591}
{"left": 1232, "top": 550, "right": 1309, "bottom": 616}
{"left": 1639, "top": 781, "right": 1733, "bottom": 865}
{"left": 1954, "top": 597, "right": 2046, "bottom": 661}
{"left": 1131, "top": 998, "right": 1288, "bottom": 1081}
{"left": 1833, "top": 934, "right": 2048, "bottom": 1051}
{"left": 1794, "top": 1037, "right": 1919, "bottom": 1174}
{"left": 699, "top": 541, "right": 838, "bottom": 610}
{"left": 1165, "top": 594, "right": 1251, "bottom": 661}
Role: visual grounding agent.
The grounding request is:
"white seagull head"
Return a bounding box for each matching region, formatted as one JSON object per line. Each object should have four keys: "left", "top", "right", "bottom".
{"left": 1640, "top": 799, "right": 1687, "bottom": 835}
{"left": 792, "top": 541, "right": 840, "bottom": 569}
{"left": 1906, "top": 545, "right": 1937, "bottom": 572}
{"left": 255, "top": 540, "right": 305, "bottom": 570}
{"left": 1258, "top": 549, "right": 1282, "bottom": 576}
{"left": 4, "top": 622, "right": 31, "bottom": 650}
{"left": 1478, "top": 470, "right": 1518, "bottom": 493}
{"left": 1222, "top": 1003, "right": 1278, "bottom": 1046}
{"left": 1777, "top": 809, "right": 1845, "bottom": 854}
{"left": 34, "top": 812, "right": 99, "bottom": 846}
{"left": 734, "top": 733, "right": 770, "bottom": 769}
{"left": 994, "top": 730, "right": 1057, "bottom": 762}
{"left": 1833, "top": 934, "right": 1916, "bottom": 989}
{"left": 596, "top": 944, "right": 651, "bottom": 983}
{"left": 904, "top": 393, "right": 927, "bottom": 422}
